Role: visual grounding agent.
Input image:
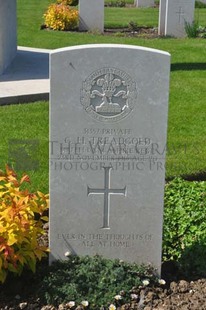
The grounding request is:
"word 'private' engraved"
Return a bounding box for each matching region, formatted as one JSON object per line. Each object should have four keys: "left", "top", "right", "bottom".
{"left": 87, "top": 167, "right": 127, "bottom": 229}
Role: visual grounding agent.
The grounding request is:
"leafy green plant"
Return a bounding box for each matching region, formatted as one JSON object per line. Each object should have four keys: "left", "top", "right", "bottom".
{"left": 40, "top": 255, "right": 158, "bottom": 308}
{"left": 163, "top": 178, "right": 206, "bottom": 266}
{"left": 184, "top": 20, "right": 199, "bottom": 37}
{"left": 44, "top": 3, "right": 78, "bottom": 31}
{"left": 0, "top": 165, "right": 49, "bottom": 283}
{"left": 179, "top": 239, "right": 206, "bottom": 277}
{"left": 197, "top": 25, "right": 206, "bottom": 37}
{"left": 128, "top": 21, "right": 139, "bottom": 31}
{"left": 195, "top": 0, "right": 206, "bottom": 8}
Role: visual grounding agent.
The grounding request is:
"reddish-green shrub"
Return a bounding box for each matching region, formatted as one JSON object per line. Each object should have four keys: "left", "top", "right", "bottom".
{"left": 0, "top": 165, "right": 49, "bottom": 283}
{"left": 44, "top": 3, "right": 78, "bottom": 31}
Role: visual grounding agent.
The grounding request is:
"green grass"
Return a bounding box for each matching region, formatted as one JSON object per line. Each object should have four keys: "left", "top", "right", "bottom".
{"left": 0, "top": 0, "right": 205, "bottom": 191}
{"left": 167, "top": 69, "right": 206, "bottom": 178}
{"left": 17, "top": 0, "right": 206, "bottom": 48}
{"left": 0, "top": 102, "right": 49, "bottom": 193}
{"left": 105, "top": 7, "right": 159, "bottom": 28}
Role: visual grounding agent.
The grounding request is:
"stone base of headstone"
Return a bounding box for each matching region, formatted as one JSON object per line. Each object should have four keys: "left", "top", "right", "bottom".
{"left": 0, "top": 0, "right": 17, "bottom": 75}
{"left": 79, "top": 0, "right": 104, "bottom": 33}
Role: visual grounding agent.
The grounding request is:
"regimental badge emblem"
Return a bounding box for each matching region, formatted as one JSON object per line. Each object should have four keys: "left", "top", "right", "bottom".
{"left": 81, "top": 67, "right": 137, "bottom": 123}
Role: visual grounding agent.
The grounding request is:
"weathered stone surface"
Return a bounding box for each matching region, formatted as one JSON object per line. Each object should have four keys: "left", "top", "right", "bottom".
{"left": 49, "top": 44, "right": 170, "bottom": 274}
{"left": 0, "top": 0, "right": 17, "bottom": 75}
{"left": 165, "top": 0, "right": 195, "bottom": 37}
{"left": 79, "top": 0, "right": 104, "bottom": 32}
{"left": 158, "top": 0, "right": 167, "bottom": 36}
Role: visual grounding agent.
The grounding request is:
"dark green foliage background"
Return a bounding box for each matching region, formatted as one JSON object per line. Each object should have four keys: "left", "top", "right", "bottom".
{"left": 163, "top": 178, "right": 206, "bottom": 277}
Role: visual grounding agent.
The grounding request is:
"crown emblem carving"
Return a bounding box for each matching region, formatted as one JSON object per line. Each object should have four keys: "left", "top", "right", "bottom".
{"left": 81, "top": 68, "right": 137, "bottom": 123}
{"left": 91, "top": 73, "right": 128, "bottom": 114}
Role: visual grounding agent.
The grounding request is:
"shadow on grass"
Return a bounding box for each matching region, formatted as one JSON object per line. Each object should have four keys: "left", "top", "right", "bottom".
{"left": 171, "top": 63, "right": 206, "bottom": 71}
{"left": 182, "top": 171, "right": 206, "bottom": 181}
{"left": 166, "top": 171, "right": 206, "bottom": 182}
{"left": 162, "top": 239, "right": 206, "bottom": 283}
{"left": 178, "top": 240, "right": 206, "bottom": 279}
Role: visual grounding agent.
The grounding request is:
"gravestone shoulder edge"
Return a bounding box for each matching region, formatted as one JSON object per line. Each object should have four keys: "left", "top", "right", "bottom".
{"left": 50, "top": 44, "right": 171, "bottom": 58}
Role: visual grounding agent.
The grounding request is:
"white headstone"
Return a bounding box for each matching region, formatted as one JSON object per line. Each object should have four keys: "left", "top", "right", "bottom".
{"left": 79, "top": 0, "right": 104, "bottom": 33}
{"left": 49, "top": 44, "right": 170, "bottom": 275}
{"left": 0, "top": 0, "right": 17, "bottom": 75}
{"left": 135, "top": 0, "right": 155, "bottom": 7}
{"left": 158, "top": 0, "right": 167, "bottom": 36}
{"left": 165, "top": 0, "right": 195, "bottom": 37}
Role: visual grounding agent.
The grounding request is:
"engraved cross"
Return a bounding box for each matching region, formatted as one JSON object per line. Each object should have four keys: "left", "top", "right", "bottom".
{"left": 87, "top": 167, "right": 126, "bottom": 229}
{"left": 176, "top": 7, "right": 185, "bottom": 24}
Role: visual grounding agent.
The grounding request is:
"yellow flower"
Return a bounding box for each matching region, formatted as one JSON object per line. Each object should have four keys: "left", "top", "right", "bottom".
{"left": 67, "top": 301, "right": 75, "bottom": 308}
{"left": 142, "top": 279, "right": 150, "bottom": 286}
{"left": 114, "top": 294, "right": 122, "bottom": 300}
{"left": 81, "top": 300, "right": 89, "bottom": 307}
{"left": 109, "top": 304, "right": 116, "bottom": 310}
{"left": 158, "top": 279, "right": 166, "bottom": 285}
{"left": 64, "top": 251, "right": 71, "bottom": 257}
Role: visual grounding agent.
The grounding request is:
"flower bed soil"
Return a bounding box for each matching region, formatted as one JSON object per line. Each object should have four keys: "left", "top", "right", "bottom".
{"left": 1, "top": 218, "right": 206, "bottom": 309}
{"left": 41, "top": 25, "right": 160, "bottom": 39}
{"left": 103, "top": 27, "right": 159, "bottom": 39}
{"left": 1, "top": 226, "right": 206, "bottom": 310}
{"left": 1, "top": 271, "right": 206, "bottom": 309}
